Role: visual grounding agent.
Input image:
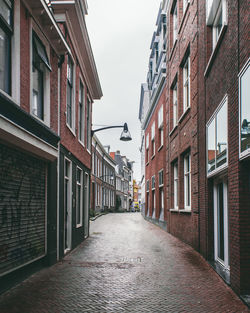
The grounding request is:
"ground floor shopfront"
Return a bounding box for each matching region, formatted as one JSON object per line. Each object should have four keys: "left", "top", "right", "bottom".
{"left": 58, "top": 145, "right": 90, "bottom": 260}
{"left": 0, "top": 94, "right": 59, "bottom": 294}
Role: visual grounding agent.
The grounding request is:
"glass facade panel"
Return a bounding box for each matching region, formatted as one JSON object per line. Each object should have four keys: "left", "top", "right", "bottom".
{"left": 240, "top": 62, "right": 250, "bottom": 153}
{"left": 216, "top": 101, "right": 227, "bottom": 167}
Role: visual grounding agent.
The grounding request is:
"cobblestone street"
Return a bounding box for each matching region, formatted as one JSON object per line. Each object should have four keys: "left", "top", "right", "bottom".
{"left": 0, "top": 213, "right": 249, "bottom": 313}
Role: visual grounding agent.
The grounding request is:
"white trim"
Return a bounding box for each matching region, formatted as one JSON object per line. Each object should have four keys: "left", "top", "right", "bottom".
{"left": 66, "top": 54, "right": 76, "bottom": 133}
{"left": 207, "top": 95, "right": 228, "bottom": 176}
{"left": 174, "top": 162, "right": 178, "bottom": 210}
{"left": 64, "top": 158, "right": 72, "bottom": 252}
{"left": 213, "top": 178, "right": 229, "bottom": 270}
{"left": 12, "top": 0, "right": 21, "bottom": 104}
{"left": 30, "top": 20, "right": 51, "bottom": 127}
{"left": 239, "top": 58, "right": 250, "bottom": 159}
{"left": 0, "top": 115, "right": 58, "bottom": 160}
{"left": 76, "top": 166, "right": 83, "bottom": 228}
{"left": 184, "top": 153, "right": 191, "bottom": 210}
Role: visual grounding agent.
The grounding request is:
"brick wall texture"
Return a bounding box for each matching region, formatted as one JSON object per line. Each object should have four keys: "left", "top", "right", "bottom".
{"left": 145, "top": 0, "right": 250, "bottom": 295}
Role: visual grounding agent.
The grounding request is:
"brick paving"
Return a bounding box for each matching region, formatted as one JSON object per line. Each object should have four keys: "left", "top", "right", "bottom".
{"left": 0, "top": 213, "right": 249, "bottom": 313}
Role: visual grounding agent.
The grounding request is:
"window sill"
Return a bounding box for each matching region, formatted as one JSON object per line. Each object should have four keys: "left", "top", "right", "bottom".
{"left": 170, "top": 208, "right": 179, "bottom": 212}
{"left": 179, "top": 209, "right": 191, "bottom": 213}
{"left": 158, "top": 145, "right": 163, "bottom": 152}
{"left": 151, "top": 154, "right": 155, "bottom": 160}
{"left": 204, "top": 24, "right": 227, "bottom": 77}
{"left": 146, "top": 161, "right": 149, "bottom": 166}
{"left": 239, "top": 148, "right": 250, "bottom": 161}
{"left": 169, "top": 125, "right": 178, "bottom": 136}
{"left": 76, "top": 223, "right": 83, "bottom": 229}
{"left": 169, "top": 39, "right": 177, "bottom": 61}
{"left": 178, "top": 106, "right": 190, "bottom": 124}
{"left": 66, "top": 123, "right": 76, "bottom": 137}
{"left": 178, "top": 2, "right": 190, "bottom": 35}
{"left": 207, "top": 163, "right": 228, "bottom": 178}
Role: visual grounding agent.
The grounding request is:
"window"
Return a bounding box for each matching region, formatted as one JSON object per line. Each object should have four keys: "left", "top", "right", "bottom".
{"left": 172, "top": 1, "right": 178, "bottom": 44}
{"left": 79, "top": 81, "right": 85, "bottom": 144}
{"left": 0, "top": 0, "right": 12, "bottom": 95}
{"left": 239, "top": 59, "right": 250, "bottom": 156}
{"left": 86, "top": 96, "right": 91, "bottom": 151}
{"left": 173, "top": 162, "right": 178, "bottom": 209}
{"left": 183, "top": 0, "right": 189, "bottom": 13}
{"left": 207, "top": 0, "right": 227, "bottom": 49}
{"left": 151, "top": 122, "right": 155, "bottom": 157}
{"left": 159, "top": 169, "right": 164, "bottom": 187}
{"left": 76, "top": 167, "right": 83, "bottom": 227}
{"left": 183, "top": 56, "right": 190, "bottom": 111}
{"left": 151, "top": 175, "right": 155, "bottom": 190}
{"left": 158, "top": 105, "right": 164, "bottom": 147}
{"left": 173, "top": 81, "right": 178, "bottom": 127}
{"left": 184, "top": 153, "right": 191, "bottom": 209}
{"left": 146, "top": 133, "right": 149, "bottom": 163}
{"left": 146, "top": 179, "right": 150, "bottom": 192}
{"left": 207, "top": 96, "right": 228, "bottom": 174}
{"left": 32, "top": 32, "right": 51, "bottom": 120}
{"left": 64, "top": 158, "right": 72, "bottom": 250}
{"left": 67, "top": 55, "right": 74, "bottom": 128}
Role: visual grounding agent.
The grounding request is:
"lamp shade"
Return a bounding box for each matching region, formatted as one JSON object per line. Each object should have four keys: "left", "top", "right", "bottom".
{"left": 120, "top": 123, "right": 132, "bottom": 141}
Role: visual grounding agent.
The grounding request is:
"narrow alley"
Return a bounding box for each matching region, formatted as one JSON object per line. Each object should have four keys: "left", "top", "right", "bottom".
{"left": 0, "top": 213, "right": 248, "bottom": 313}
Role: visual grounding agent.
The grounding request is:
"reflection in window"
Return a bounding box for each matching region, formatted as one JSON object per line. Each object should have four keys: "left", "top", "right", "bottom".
{"left": 207, "top": 96, "right": 228, "bottom": 174}
{"left": 240, "top": 60, "right": 250, "bottom": 154}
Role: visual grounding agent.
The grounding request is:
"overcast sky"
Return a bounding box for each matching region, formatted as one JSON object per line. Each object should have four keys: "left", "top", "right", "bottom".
{"left": 86, "top": 0, "right": 161, "bottom": 181}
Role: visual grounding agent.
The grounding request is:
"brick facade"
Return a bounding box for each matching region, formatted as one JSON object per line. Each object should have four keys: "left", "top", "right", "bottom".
{"left": 140, "top": 0, "right": 250, "bottom": 298}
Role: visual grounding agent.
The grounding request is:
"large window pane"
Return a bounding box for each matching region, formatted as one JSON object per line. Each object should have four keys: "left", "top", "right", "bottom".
{"left": 0, "top": 27, "right": 10, "bottom": 94}
{"left": 0, "top": 0, "right": 11, "bottom": 25}
{"left": 216, "top": 101, "right": 227, "bottom": 167}
{"left": 240, "top": 62, "right": 250, "bottom": 153}
{"left": 207, "top": 119, "right": 216, "bottom": 173}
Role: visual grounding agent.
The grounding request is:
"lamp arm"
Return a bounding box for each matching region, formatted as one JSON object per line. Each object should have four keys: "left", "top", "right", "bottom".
{"left": 91, "top": 125, "right": 124, "bottom": 136}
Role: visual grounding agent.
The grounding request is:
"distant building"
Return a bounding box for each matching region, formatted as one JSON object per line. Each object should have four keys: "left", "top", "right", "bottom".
{"left": 110, "top": 151, "right": 134, "bottom": 211}
{"left": 91, "top": 135, "right": 116, "bottom": 214}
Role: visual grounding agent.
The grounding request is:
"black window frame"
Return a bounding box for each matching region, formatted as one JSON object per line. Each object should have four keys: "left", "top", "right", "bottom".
{"left": 0, "top": 0, "right": 13, "bottom": 95}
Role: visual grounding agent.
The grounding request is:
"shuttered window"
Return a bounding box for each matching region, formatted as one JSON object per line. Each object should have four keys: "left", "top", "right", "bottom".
{"left": 0, "top": 143, "right": 46, "bottom": 276}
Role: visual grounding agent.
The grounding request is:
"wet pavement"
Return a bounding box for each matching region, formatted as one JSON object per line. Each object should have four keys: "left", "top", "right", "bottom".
{"left": 0, "top": 213, "right": 249, "bottom": 313}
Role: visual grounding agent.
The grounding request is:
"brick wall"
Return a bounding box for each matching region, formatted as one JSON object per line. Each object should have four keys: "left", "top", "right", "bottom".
{"left": 145, "top": 85, "right": 167, "bottom": 221}
{"left": 166, "top": 0, "right": 199, "bottom": 250}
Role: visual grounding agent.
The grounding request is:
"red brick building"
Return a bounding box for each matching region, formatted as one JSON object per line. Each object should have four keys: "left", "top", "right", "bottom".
{"left": 140, "top": 0, "right": 250, "bottom": 299}
{"left": 198, "top": 0, "right": 250, "bottom": 298}
{"left": 141, "top": 0, "right": 168, "bottom": 230}
{"left": 0, "top": 0, "right": 102, "bottom": 293}
{"left": 166, "top": 0, "right": 199, "bottom": 249}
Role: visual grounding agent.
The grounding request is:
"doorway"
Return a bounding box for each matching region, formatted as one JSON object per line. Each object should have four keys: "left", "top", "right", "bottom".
{"left": 213, "top": 178, "right": 229, "bottom": 270}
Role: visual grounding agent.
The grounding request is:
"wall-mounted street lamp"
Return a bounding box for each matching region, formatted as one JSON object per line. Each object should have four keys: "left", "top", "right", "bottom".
{"left": 91, "top": 123, "right": 132, "bottom": 141}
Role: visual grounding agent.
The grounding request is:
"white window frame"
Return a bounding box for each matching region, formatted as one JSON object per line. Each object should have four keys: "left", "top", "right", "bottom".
{"left": 239, "top": 58, "right": 250, "bottom": 159}
{"left": 173, "top": 162, "right": 178, "bottom": 210}
{"left": 78, "top": 80, "right": 85, "bottom": 146}
{"left": 184, "top": 153, "right": 191, "bottom": 210}
{"left": 30, "top": 23, "right": 51, "bottom": 126}
{"left": 183, "top": 56, "right": 190, "bottom": 112}
{"left": 206, "top": 0, "right": 227, "bottom": 50}
{"left": 151, "top": 122, "right": 155, "bottom": 157}
{"left": 172, "top": 1, "right": 178, "bottom": 44}
{"left": 173, "top": 82, "right": 178, "bottom": 127}
{"left": 76, "top": 166, "right": 83, "bottom": 227}
{"left": 183, "top": 0, "right": 189, "bottom": 14}
{"left": 66, "top": 54, "right": 75, "bottom": 133}
{"left": 159, "top": 169, "right": 164, "bottom": 187}
{"left": 64, "top": 158, "right": 72, "bottom": 252}
{"left": 213, "top": 178, "right": 229, "bottom": 270}
{"left": 207, "top": 95, "right": 228, "bottom": 177}
{"left": 86, "top": 95, "right": 91, "bottom": 152}
{"left": 158, "top": 106, "right": 164, "bottom": 147}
